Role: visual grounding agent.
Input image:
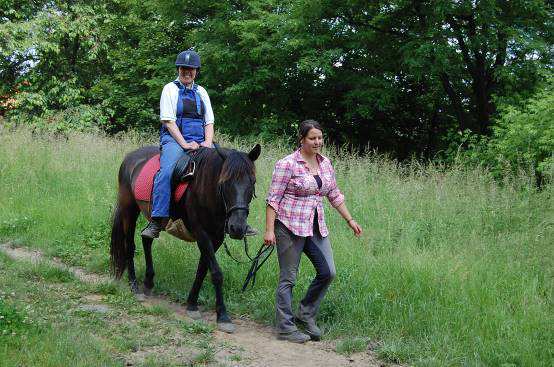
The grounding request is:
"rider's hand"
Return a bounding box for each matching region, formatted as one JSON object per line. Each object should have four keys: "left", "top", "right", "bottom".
{"left": 264, "top": 230, "right": 276, "bottom": 246}
{"left": 200, "top": 141, "right": 212, "bottom": 148}
{"left": 184, "top": 141, "right": 200, "bottom": 150}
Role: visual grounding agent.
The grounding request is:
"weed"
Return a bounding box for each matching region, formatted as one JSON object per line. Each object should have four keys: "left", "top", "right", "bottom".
{"left": 336, "top": 337, "right": 370, "bottom": 355}
{"left": 184, "top": 320, "right": 215, "bottom": 335}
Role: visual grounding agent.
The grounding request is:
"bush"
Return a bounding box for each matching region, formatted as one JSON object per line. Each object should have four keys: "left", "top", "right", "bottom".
{"left": 489, "top": 84, "right": 554, "bottom": 179}
{"left": 446, "top": 76, "right": 554, "bottom": 183}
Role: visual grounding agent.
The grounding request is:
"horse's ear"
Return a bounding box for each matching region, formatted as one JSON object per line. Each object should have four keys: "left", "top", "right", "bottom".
{"left": 248, "top": 144, "right": 261, "bottom": 161}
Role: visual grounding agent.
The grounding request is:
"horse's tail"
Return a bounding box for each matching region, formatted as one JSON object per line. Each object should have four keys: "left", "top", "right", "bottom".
{"left": 110, "top": 201, "right": 128, "bottom": 279}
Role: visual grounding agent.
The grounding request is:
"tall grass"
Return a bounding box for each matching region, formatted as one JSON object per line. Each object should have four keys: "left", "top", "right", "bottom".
{"left": 1, "top": 128, "right": 552, "bottom": 366}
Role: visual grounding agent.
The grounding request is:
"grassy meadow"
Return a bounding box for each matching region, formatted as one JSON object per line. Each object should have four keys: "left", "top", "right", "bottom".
{"left": 0, "top": 128, "right": 552, "bottom": 366}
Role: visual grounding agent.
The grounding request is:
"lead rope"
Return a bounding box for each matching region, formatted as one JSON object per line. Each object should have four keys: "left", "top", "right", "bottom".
{"left": 222, "top": 234, "right": 255, "bottom": 264}
{"left": 222, "top": 236, "right": 275, "bottom": 291}
{"left": 241, "top": 242, "right": 274, "bottom": 292}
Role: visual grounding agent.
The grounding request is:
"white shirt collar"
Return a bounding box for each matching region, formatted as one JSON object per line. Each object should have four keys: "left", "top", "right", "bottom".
{"left": 174, "top": 78, "right": 194, "bottom": 90}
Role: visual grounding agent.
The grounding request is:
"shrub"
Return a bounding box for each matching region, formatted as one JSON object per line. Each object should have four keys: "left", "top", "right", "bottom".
{"left": 446, "top": 76, "right": 554, "bottom": 183}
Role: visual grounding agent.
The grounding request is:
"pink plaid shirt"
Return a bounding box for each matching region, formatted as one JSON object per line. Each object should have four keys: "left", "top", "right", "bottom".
{"left": 266, "top": 149, "right": 345, "bottom": 237}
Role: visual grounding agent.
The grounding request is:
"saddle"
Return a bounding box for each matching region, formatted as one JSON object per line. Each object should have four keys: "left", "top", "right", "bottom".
{"left": 133, "top": 154, "right": 194, "bottom": 203}
{"left": 133, "top": 153, "right": 196, "bottom": 242}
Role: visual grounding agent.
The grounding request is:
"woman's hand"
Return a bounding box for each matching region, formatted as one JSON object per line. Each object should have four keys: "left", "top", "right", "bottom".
{"left": 264, "top": 230, "right": 276, "bottom": 246}
{"left": 200, "top": 141, "right": 212, "bottom": 148}
{"left": 348, "top": 219, "right": 363, "bottom": 237}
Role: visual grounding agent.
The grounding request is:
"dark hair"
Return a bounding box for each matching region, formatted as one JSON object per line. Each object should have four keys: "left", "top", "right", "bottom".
{"left": 297, "top": 119, "right": 323, "bottom": 146}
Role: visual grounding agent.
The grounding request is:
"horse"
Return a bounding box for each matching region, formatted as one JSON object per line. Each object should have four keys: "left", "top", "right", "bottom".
{"left": 109, "top": 144, "right": 261, "bottom": 333}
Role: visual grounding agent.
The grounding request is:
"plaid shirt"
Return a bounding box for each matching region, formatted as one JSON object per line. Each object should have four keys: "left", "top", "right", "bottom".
{"left": 266, "top": 149, "right": 345, "bottom": 237}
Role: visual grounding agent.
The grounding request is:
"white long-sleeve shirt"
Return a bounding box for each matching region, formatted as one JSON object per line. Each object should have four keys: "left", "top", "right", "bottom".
{"left": 159, "top": 80, "right": 214, "bottom": 125}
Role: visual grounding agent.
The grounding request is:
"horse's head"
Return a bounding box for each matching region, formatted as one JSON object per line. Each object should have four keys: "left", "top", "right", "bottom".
{"left": 217, "top": 144, "right": 261, "bottom": 239}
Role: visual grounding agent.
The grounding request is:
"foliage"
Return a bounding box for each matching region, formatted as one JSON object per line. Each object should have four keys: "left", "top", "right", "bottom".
{"left": 1, "top": 0, "right": 552, "bottom": 160}
{"left": 445, "top": 75, "right": 554, "bottom": 182}
{"left": 488, "top": 78, "right": 554, "bottom": 178}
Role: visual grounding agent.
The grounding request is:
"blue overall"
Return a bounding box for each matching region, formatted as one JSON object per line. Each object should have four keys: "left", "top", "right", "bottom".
{"left": 151, "top": 81, "right": 205, "bottom": 218}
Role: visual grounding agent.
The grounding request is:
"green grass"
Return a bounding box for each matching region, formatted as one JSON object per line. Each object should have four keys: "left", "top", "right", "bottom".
{"left": 0, "top": 251, "right": 223, "bottom": 366}
{"left": 1, "top": 128, "right": 553, "bottom": 366}
{"left": 0, "top": 253, "right": 121, "bottom": 366}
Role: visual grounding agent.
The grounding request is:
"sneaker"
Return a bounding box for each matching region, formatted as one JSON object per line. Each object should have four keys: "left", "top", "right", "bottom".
{"left": 141, "top": 219, "right": 164, "bottom": 239}
{"left": 277, "top": 330, "right": 310, "bottom": 344}
{"left": 294, "top": 316, "right": 321, "bottom": 341}
{"left": 245, "top": 224, "right": 259, "bottom": 237}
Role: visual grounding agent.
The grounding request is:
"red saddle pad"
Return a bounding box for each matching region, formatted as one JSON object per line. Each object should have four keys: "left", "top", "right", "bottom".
{"left": 134, "top": 154, "right": 188, "bottom": 202}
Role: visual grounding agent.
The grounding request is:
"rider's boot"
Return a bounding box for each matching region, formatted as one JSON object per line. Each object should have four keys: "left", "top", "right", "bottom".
{"left": 141, "top": 217, "right": 165, "bottom": 239}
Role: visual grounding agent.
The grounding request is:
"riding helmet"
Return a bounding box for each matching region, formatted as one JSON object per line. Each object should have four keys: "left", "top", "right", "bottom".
{"left": 175, "top": 50, "right": 201, "bottom": 69}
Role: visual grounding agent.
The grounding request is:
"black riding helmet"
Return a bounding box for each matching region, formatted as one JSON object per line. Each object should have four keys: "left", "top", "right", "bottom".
{"left": 175, "top": 50, "right": 201, "bottom": 69}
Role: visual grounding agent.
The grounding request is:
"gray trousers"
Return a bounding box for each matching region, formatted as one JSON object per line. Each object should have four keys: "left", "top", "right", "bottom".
{"left": 275, "top": 219, "right": 336, "bottom": 333}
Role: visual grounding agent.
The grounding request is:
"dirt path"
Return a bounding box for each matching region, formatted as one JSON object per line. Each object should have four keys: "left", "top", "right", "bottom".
{"left": 0, "top": 243, "right": 389, "bottom": 367}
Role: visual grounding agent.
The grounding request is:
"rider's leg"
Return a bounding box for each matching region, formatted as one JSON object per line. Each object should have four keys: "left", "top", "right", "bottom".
{"left": 142, "top": 140, "right": 186, "bottom": 239}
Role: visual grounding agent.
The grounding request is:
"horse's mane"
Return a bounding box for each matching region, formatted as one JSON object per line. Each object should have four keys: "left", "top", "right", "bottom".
{"left": 192, "top": 147, "right": 255, "bottom": 184}
{"left": 219, "top": 151, "right": 255, "bottom": 184}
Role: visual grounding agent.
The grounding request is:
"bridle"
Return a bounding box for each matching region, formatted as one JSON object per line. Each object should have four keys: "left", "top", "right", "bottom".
{"left": 218, "top": 179, "right": 253, "bottom": 224}
{"left": 217, "top": 171, "right": 273, "bottom": 292}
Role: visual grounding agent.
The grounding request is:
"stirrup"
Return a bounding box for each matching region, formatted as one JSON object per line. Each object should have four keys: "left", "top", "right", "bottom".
{"left": 181, "top": 161, "right": 196, "bottom": 182}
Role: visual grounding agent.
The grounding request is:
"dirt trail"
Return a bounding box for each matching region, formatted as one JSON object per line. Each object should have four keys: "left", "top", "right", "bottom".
{"left": 0, "top": 243, "right": 389, "bottom": 367}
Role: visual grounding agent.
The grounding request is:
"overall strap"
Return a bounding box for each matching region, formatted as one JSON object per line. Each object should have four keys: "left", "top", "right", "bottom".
{"left": 192, "top": 84, "right": 202, "bottom": 116}
{"left": 174, "top": 81, "right": 185, "bottom": 119}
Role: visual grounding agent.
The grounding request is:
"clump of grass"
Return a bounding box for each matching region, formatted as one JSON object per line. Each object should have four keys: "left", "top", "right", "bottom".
{"left": 229, "top": 353, "right": 242, "bottom": 362}
{"left": 16, "top": 262, "right": 75, "bottom": 283}
{"left": 0, "top": 298, "right": 28, "bottom": 337}
{"left": 92, "top": 281, "right": 121, "bottom": 296}
{"left": 183, "top": 320, "right": 215, "bottom": 335}
{"left": 192, "top": 338, "right": 216, "bottom": 365}
{"left": 192, "top": 349, "right": 215, "bottom": 365}
{"left": 336, "top": 337, "right": 370, "bottom": 355}
{"left": 142, "top": 304, "right": 172, "bottom": 317}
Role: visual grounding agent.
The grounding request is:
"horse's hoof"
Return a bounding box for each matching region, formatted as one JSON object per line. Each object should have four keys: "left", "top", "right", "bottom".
{"left": 143, "top": 287, "right": 153, "bottom": 297}
{"left": 129, "top": 281, "right": 139, "bottom": 294}
{"left": 186, "top": 309, "right": 203, "bottom": 320}
{"left": 217, "top": 322, "right": 236, "bottom": 334}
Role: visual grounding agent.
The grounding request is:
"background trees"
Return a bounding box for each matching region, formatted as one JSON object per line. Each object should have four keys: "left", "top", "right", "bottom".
{"left": 1, "top": 0, "right": 552, "bottom": 171}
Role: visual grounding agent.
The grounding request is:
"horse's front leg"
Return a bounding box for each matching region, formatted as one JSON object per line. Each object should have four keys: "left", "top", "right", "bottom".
{"left": 185, "top": 254, "right": 208, "bottom": 320}
{"left": 195, "top": 232, "right": 235, "bottom": 333}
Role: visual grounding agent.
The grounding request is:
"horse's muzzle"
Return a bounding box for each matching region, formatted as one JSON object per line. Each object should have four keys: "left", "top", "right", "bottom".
{"left": 227, "top": 223, "right": 246, "bottom": 239}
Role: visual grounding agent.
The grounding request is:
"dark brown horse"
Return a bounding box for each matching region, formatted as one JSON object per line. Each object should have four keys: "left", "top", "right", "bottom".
{"left": 110, "top": 144, "right": 260, "bottom": 332}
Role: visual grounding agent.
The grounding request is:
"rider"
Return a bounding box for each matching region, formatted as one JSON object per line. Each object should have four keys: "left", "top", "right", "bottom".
{"left": 142, "top": 49, "right": 257, "bottom": 239}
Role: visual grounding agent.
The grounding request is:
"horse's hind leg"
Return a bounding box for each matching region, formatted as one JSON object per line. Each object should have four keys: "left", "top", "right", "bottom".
{"left": 142, "top": 236, "right": 155, "bottom": 296}
{"left": 125, "top": 209, "right": 140, "bottom": 293}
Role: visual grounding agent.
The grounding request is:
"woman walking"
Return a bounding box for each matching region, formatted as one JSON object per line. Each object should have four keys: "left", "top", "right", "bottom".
{"left": 264, "top": 120, "right": 363, "bottom": 343}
